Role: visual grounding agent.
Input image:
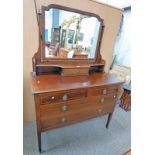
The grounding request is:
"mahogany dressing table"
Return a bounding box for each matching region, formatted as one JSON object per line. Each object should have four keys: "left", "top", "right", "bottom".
{"left": 31, "top": 4, "right": 123, "bottom": 152}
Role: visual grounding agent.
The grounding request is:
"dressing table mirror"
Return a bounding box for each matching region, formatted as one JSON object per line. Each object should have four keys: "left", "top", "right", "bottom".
{"left": 31, "top": 2, "right": 123, "bottom": 153}
{"left": 33, "top": 4, "right": 105, "bottom": 76}
{"left": 42, "top": 5, "right": 102, "bottom": 60}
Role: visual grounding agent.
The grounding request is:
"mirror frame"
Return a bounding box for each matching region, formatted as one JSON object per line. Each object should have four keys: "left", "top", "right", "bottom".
{"left": 40, "top": 4, "right": 104, "bottom": 63}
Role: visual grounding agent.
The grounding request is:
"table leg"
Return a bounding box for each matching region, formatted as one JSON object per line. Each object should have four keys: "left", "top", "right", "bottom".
{"left": 106, "top": 113, "right": 113, "bottom": 128}
{"left": 37, "top": 130, "right": 42, "bottom": 153}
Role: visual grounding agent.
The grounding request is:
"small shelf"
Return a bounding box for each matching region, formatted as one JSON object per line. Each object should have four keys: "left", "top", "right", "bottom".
{"left": 35, "top": 63, "right": 104, "bottom": 76}
{"left": 36, "top": 66, "right": 62, "bottom": 76}
{"left": 89, "top": 65, "right": 104, "bottom": 74}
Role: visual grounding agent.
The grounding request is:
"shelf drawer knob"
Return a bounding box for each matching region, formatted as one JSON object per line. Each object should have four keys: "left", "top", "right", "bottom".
{"left": 114, "top": 95, "right": 116, "bottom": 98}
{"left": 97, "top": 109, "right": 103, "bottom": 113}
{"left": 61, "top": 105, "right": 68, "bottom": 111}
{"left": 50, "top": 96, "right": 55, "bottom": 102}
{"left": 61, "top": 117, "right": 67, "bottom": 123}
{"left": 100, "top": 97, "right": 105, "bottom": 104}
{"left": 62, "top": 94, "right": 68, "bottom": 101}
{"left": 103, "top": 89, "right": 107, "bottom": 95}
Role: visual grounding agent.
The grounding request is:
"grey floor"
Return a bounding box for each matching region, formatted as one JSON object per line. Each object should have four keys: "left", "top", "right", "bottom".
{"left": 23, "top": 104, "right": 131, "bottom": 155}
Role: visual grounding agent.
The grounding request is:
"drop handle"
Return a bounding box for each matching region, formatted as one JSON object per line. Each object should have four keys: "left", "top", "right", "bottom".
{"left": 102, "top": 89, "right": 107, "bottom": 95}
{"left": 99, "top": 97, "right": 105, "bottom": 104}
{"left": 61, "top": 105, "right": 68, "bottom": 111}
{"left": 61, "top": 117, "right": 67, "bottom": 123}
{"left": 98, "top": 109, "right": 103, "bottom": 114}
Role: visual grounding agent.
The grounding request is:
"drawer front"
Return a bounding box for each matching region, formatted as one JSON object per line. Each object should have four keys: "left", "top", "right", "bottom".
{"left": 39, "top": 89, "right": 86, "bottom": 104}
{"left": 40, "top": 103, "right": 114, "bottom": 131}
{"left": 40, "top": 94, "right": 117, "bottom": 120}
{"left": 88, "top": 86, "right": 118, "bottom": 96}
{"left": 87, "top": 94, "right": 117, "bottom": 106}
{"left": 40, "top": 98, "right": 115, "bottom": 131}
{"left": 40, "top": 98, "right": 87, "bottom": 119}
{"left": 62, "top": 68, "right": 89, "bottom": 76}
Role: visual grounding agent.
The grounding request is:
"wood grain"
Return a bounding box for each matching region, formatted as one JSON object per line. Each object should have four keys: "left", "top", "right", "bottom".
{"left": 31, "top": 73, "right": 123, "bottom": 94}
{"left": 40, "top": 104, "right": 114, "bottom": 131}
{"left": 39, "top": 89, "right": 86, "bottom": 104}
{"left": 33, "top": 74, "right": 123, "bottom": 152}
{"left": 62, "top": 68, "right": 89, "bottom": 76}
{"left": 40, "top": 95, "right": 116, "bottom": 120}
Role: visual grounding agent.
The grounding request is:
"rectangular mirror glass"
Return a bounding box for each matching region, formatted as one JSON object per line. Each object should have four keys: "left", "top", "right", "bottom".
{"left": 43, "top": 7, "right": 102, "bottom": 59}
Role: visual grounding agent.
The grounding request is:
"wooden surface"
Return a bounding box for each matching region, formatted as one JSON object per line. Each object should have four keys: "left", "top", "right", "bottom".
{"left": 31, "top": 73, "right": 122, "bottom": 94}
{"left": 58, "top": 49, "right": 68, "bottom": 58}
{"left": 62, "top": 67, "right": 89, "bottom": 76}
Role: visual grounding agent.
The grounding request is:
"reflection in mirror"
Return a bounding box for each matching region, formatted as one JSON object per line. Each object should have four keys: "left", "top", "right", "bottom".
{"left": 44, "top": 8, "right": 101, "bottom": 59}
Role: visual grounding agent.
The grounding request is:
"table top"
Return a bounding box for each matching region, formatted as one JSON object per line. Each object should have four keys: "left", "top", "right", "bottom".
{"left": 31, "top": 73, "right": 123, "bottom": 94}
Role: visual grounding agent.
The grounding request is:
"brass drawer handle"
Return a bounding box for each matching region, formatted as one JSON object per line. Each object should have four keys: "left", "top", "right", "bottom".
{"left": 113, "top": 95, "right": 116, "bottom": 98}
{"left": 99, "top": 97, "right": 105, "bottom": 104}
{"left": 62, "top": 94, "right": 68, "bottom": 101}
{"left": 61, "top": 105, "right": 68, "bottom": 111}
{"left": 97, "top": 109, "right": 103, "bottom": 114}
{"left": 102, "top": 89, "right": 107, "bottom": 95}
{"left": 61, "top": 117, "right": 67, "bottom": 123}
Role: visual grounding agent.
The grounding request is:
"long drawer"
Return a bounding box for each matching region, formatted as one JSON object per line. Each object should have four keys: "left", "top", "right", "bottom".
{"left": 40, "top": 93, "right": 117, "bottom": 120}
{"left": 40, "top": 96, "right": 116, "bottom": 131}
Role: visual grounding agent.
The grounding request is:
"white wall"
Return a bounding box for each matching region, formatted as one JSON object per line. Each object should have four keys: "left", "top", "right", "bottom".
{"left": 114, "top": 8, "right": 131, "bottom": 67}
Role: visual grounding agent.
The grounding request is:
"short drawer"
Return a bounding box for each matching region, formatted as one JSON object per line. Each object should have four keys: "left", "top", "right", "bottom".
{"left": 62, "top": 68, "right": 89, "bottom": 76}
{"left": 39, "top": 89, "right": 86, "bottom": 104}
{"left": 87, "top": 86, "right": 118, "bottom": 96}
{"left": 40, "top": 104, "right": 114, "bottom": 131}
{"left": 87, "top": 94, "right": 117, "bottom": 105}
